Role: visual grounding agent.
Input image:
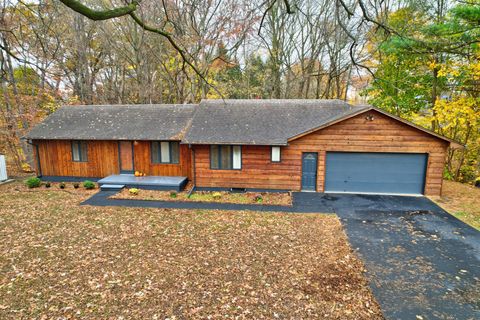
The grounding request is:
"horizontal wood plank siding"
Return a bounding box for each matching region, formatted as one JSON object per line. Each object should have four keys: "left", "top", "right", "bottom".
{"left": 34, "top": 140, "right": 192, "bottom": 179}
{"left": 194, "top": 110, "right": 448, "bottom": 196}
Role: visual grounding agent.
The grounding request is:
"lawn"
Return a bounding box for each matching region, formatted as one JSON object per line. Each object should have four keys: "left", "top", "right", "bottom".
{"left": 111, "top": 188, "right": 292, "bottom": 206}
{"left": 434, "top": 180, "right": 480, "bottom": 230}
{"left": 0, "top": 182, "right": 381, "bottom": 319}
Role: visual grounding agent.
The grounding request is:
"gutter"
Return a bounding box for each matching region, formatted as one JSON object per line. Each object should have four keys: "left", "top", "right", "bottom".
{"left": 24, "top": 138, "right": 42, "bottom": 177}
{"left": 187, "top": 145, "right": 196, "bottom": 197}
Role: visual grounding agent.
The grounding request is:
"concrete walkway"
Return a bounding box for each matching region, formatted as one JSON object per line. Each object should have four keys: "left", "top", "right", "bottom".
{"left": 82, "top": 191, "right": 480, "bottom": 319}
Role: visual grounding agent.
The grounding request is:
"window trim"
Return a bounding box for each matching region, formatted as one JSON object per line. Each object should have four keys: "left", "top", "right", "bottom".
{"left": 71, "top": 140, "right": 88, "bottom": 162}
{"left": 210, "top": 145, "right": 242, "bottom": 170}
{"left": 271, "top": 146, "right": 281, "bottom": 162}
{"left": 150, "top": 141, "right": 180, "bottom": 164}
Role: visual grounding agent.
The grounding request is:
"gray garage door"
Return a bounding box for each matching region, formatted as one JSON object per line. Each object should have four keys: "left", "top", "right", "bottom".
{"left": 325, "top": 152, "right": 428, "bottom": 195}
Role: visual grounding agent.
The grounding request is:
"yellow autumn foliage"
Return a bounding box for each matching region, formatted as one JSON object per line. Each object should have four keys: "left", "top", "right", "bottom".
{"left": 434, "top": 97, "right": 479, "bottom": 131}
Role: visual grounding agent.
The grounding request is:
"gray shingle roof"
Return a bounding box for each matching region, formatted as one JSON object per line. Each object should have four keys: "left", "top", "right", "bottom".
{"left": 25, "top": 104, "right": 196, "bottom": 141}
{"left": 182, "top": 99, "right": 369, "bottom": 145}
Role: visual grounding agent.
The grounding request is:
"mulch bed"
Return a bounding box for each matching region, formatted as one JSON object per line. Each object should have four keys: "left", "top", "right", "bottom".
{"left": 0, "top": 182, "right": 382, "bottom": 319}
{"left": 111, "top": 189, "right": 293, "bottom": 206}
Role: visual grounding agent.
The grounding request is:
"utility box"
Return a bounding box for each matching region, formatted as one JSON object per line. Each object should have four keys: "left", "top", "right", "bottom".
{"left": 0, "top": 155, "right": 7, "bottom": 182}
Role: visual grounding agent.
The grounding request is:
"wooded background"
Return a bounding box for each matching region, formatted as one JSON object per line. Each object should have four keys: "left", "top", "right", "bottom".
{"left": 0, "top": 0, "right": 478, "bottom": 183}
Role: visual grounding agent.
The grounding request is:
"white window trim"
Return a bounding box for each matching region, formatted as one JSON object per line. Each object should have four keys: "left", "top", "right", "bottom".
{"left": 233, "top": 146, "right": 242, "bottom": 169}
{"left": 271, "top": 146, "right": 281, "bottom": 162}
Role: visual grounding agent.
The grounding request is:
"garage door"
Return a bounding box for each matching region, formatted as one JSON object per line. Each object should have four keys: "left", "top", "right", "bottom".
{"left": 325, "top": 152, "right": 428, "bottom": 195}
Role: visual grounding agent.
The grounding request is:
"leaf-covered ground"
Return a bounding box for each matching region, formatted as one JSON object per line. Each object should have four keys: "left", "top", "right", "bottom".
{"left": 433, "top": 180, "right": 480, "bottom": 230}
{"left": 0, "top": 182, "right": 382, "bottom": 319}
{"left": 111, "top": 189, "right": 292, "bottom": 206}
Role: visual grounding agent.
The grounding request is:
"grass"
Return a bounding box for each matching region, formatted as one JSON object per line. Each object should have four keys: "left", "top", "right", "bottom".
{"left": 112, "top": 189, "right": 293, "bottom": 206}
{"left": 433, "top": 180, "right": 480, "bottom": 230}
{"left": 0, "top": 182, "right": 381, "bottom": 319}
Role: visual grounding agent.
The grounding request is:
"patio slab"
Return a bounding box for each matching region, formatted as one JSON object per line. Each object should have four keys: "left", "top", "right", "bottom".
{"left": 97, "top": 174, "right": 188, "bottom": 191}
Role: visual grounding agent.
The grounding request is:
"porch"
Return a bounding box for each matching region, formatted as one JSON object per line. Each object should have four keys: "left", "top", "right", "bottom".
{"left": 98, "top": 174, "right": 188, "bottom": 191}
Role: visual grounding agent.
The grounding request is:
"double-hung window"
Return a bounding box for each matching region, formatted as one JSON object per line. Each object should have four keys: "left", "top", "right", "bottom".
{"left": 71, "top": 141, "right": 88, "bottom": 162}
{"left": 271, "top": 146, "right": 281, "bottom": 162}
{"left": 210, "top": 145, "right": 241, "bottom": 170}
{"left": 151, "top": 141, "right": 180, "bottom": 164}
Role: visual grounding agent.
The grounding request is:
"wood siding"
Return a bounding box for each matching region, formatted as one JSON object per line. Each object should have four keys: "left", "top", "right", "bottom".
{"left": 34, "top": 140, "right": 192, "bottom": 179}
{"left": 193, "top": 110, "right": 449, "bottom": 196}
{"left": 34, "top": 140, "right": 119, "bottom": 178}
{"left": 133, "top": 141, "right": 192, "bottom": 178}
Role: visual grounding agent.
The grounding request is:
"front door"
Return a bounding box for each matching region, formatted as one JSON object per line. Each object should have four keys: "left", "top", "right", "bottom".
{"left": 301, "top": 152, "right": 318, "bottom": 191}
{"left": 119, "top": 141, "right": 134, "bottom": 173}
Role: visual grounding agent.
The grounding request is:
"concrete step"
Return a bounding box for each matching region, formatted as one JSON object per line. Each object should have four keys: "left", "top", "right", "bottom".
{"left": 100, "top": 184, "right": 125, "bottom": 191}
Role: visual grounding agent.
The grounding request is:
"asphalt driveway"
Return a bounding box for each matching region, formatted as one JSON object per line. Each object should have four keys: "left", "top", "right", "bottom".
{"left": 295, "top": 193, "right": 480, "bottom": 319}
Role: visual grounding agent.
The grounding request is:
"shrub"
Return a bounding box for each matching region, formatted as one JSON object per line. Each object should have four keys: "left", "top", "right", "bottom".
{"left": 83, "top": 180, "right": 96, "bottom": 190}
{"left": 475, "top": 177, "right": 480, "bottom": 187}
{"left": 129, "top": 188, "right": 139, "bottom": 195}
{"left": 25, "top": 177, "right": 41, "bottom": 188}
{"left": 212, "top": 192, "right": 222, "bottom": 200}
{"left": 170, "top": 191, "right": 177, "bottom": 198}
{"left": 45, "top": 182, "right": 51, "bottom": 188}
{"left": 459, "top": 166, "right": 476, "bottom": 183}
{"left": 73, "top": 182, "right": 80, "bottom": 189}
{"left": 59, "top": 182, "right": 66, "bottom": 189}
{"left": 253, "top": 193, "right": 263, "bottom": 203}
{"left": 443, "top": 169, "right": 454, "bottom": 181}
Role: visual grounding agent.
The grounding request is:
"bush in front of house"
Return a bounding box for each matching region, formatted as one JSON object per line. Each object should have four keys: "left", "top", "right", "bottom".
{"left": 59, "top": 182, "right": 66, "bottom": 189}
{"left": 129, "top": 188, "right": 139, "bottom": 195}
{"left": 83, "top": 180, "right": 96, "bottom": 190}
{"left": 475, "top": 177, "right": 480, "bottom": 188}
{"left": 170, "top": 191, "right": 177, "bottom": 198}
{"left": 253, "top": 193, "right": 263, "bottom": 203}
{"left": 212, "top": 192, "right": 222, "bottom": 200}
{"left": 25, "top": 177, "right": 41, "bottom": 188}
{"left": 45, "top": 182, "right": 51, "bottom": 188}
{"left": 73, "top": 182, "right": 80, "bottom": 189}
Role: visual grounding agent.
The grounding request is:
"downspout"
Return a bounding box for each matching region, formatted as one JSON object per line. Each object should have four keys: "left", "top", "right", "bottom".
{"left": 24, "top": 138, "right": 42, "bottom": 177}
{"left": 187, "top": 145, "right": 196, "bottom": 197}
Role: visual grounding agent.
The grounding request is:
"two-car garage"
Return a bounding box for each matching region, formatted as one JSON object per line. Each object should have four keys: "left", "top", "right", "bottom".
{"left": 324, "top": 152, "right": 428, "bottom": 195}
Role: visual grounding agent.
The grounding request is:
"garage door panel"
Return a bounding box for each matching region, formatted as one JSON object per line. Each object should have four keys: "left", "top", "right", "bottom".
{"left": 325, "top": 152, "right": 427, "bottom": 195}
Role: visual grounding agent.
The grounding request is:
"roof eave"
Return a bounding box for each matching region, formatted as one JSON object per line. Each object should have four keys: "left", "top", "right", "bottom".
{"left": 182, "top": 140, "right": 288, "bottom": 146}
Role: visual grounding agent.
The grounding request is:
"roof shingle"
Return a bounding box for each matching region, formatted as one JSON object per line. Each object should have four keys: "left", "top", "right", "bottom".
{"left": 25, "top": 104, "right": 196, "bottom": 141}
{"left": 182, "top": 99, "right": 369, "bottom": 145}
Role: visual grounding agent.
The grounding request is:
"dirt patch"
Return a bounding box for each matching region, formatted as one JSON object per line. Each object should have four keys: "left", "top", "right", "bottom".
{"left": 432, "top": 180, "right": 480, "bottom": 229}
{"left": 0, "top": 182, "right": 382, "bottom": 319}
{"left": 111, "top": 188, "right": 293, "bottom": 206}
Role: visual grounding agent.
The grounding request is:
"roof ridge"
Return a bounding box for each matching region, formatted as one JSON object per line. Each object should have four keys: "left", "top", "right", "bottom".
{"left": 57, "top": 104, "right": 197, "bottom": 108}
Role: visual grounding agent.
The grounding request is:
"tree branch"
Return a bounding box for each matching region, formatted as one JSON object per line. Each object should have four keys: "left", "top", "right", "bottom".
{"left": 58, "top": 0, "right": 222, "bottom": 96}
{"left": 58, "top": 0, "right": 139, "bottom": 21}
{"left": 283, "top": 0, "right": 295, "bottom": 14}
{"left": 127, "top": 11, "right": 216, "bottom": 93}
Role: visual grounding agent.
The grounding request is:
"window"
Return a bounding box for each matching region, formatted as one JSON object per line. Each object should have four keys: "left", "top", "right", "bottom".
{"left": 71, "top": 141, "right": 88, "bottom": 162}
{"left": 210, "top": 145, "right": 241, "bottom": 170}
{"left": 151, "top": 141, "right": 179, "bottom": 164}
{"left": 271, "top": 146, "right": 281, "bottom": 162}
